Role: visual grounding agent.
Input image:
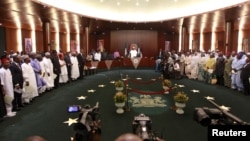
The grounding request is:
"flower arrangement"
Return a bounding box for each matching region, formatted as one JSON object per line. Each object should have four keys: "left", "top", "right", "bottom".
{"left": 114, "top": 92, "right": 126, "bottom": 103}
{"left": 162, "top": 79, "right": 172, "bottom": 87}
{"left": 115, "top": 80, "right": 124, "bottom": 88}
{"left": 173, "top": 92, "right": 189, "bottom": 103}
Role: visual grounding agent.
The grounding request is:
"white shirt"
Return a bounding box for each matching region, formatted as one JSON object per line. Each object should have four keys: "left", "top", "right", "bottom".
{"left": 94, "top": 52, "right": 101, "bottom": 61}
{"left": 130, "top": 50, "right": 137, "bottom": 58}
{"left": 0, "top": 67, "right": 14, "bottom": 97}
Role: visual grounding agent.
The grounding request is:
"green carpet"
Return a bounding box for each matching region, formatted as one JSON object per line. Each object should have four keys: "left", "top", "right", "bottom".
{"left": 0, "top": 69, "right": 250, "bottom": 141}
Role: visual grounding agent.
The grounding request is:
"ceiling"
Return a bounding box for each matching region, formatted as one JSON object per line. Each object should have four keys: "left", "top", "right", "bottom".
{"left": 35, "top": 0, "right": 247, "bottom": 22}
{"left": 0, "top": 0, "right": 250, "bottom": 35}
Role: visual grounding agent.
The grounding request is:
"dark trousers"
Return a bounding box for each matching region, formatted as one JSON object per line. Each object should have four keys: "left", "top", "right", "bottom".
{"left": 67, "top": 66, "right": 71, "bottom": 81}
{"left": 242, "top": 79, "right": 250, "bottom": 95}
{"left": 54, "top": 73, "right": 60, "bottom": 88}
{"left": 174, "top": 70, "right": 181, "bottom": 79}
{"left": 12, "top": 92, "right": 22, "bottom": 109}
{"left": 0, "top": 95, "right": 6, "bottom": 118}
{"left": 79, "top": 65, "right": 84, "bottom": 79}
{"left": 216, "top": 74, "right": 224, "bottom": 86}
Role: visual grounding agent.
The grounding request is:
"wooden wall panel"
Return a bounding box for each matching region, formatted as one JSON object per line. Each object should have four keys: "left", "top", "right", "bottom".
{"left": 5, "top": 28, "right": 18, "bottom": 52}
{"left": 59, "top": 33, "right": 67, "bottom": 52}
{"left": 232, "top": 30, "right": 239, "bottom": 52}
{"left": 192, "top": 33, "right": 200, "bottom": 51}
{"left": 110, "top": 30, "right": 157, "bottom": 57}
{"left": 36, "top": 30, "right": 43, "bottom": 53}
{"left": 203, "top": 32, "right": 211, "bottom": 52}
{"left": 21, "top": 29, "right": 31, "bottom": 52}
{"left": 215, "top": 31, "right": 225, "bottom": 52}
{"left": 157, "top": 31, "right": 166, "bottom": 52}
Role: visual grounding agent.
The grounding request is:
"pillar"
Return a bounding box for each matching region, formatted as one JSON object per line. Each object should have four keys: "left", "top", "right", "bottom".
{"left": 85, "top": 27, "right": 89, "bottom": 54}
{"left": 42, "top": 19, "right": 51, "bottom": 52}
{"left": 181, "top": 26, "right": 186, "bottom": 51}
{"left": 225, "top": 21, "right": 233, "bottom": 53}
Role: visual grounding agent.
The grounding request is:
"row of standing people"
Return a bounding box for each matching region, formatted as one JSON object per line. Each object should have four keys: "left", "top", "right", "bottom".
{"left": 156, "top": 50, "right": 250, "bottom": 96}
{"left": 0, "top": 49, "right": 86, "bottom": 120}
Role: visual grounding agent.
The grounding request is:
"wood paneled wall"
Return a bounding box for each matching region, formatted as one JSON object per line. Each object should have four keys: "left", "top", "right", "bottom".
{"left": 5, "top": 28, "right": 18, "bottom": 52}
{"left": 110, "top": 30, "right": 158, "bottom": 57}
{"left": 3, "top": 25, "right": 250, "bottom": 55}
{"left": 59, "top": 33, "right": 67, "bottom": 52}
{"left": 36, "top": 30, "right": 43, "bottom": 53}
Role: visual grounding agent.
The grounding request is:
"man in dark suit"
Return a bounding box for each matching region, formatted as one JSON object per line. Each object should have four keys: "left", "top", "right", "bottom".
{"left": 240, "top": 54, "right": 250, "bottom": 95}
{"left": 9, "top": 54, "right": 24, "bottom": 111}
{"left": 77, "top": 49, "right": 86, "bottom": 79}
{"left": 50, "top": 50, "right": 61, "bottom": 88}
{"left": 64, "top": 51, "right": 72, "bottom": 82}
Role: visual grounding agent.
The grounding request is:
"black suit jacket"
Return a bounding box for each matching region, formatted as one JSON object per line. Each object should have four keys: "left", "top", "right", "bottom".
{"left": 51, "top": 55, "right": 61, "bottom": 74}
{"left": 241, "top": 62, "right": 250, "bottom": 80}
{"left": 77, "top": 53, "right": 86, "bottom": 67}
{"left": 9, "top": 62, "right": 24, "bottom": 88}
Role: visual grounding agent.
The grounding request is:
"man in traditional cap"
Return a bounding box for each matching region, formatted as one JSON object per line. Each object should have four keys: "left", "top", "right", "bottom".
{"left": 29, "top": 52, "right": 46, "bottom": 94}
{"left": 21, "top": 55, "right": 38, "bottom": 104}
{"left": 223, "top": 52, "right": 233, "bottom": 88}
{"left": 231, "top": 51, "right": 246, "bottom": 91}
{"left": 0, "top": 58, "right": 16, "bottom": 117}
{"left": 42, "top": 52, "right": 54, "bottom": 91}
{"left": 70, "top": 52, "right": 80, "bottom": 80}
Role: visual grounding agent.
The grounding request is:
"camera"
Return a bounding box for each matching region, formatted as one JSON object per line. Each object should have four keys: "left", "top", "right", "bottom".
{"left": 69, "top": 102, "right": 101, "bottom": 141}
{"left": 193, "top": 99, "right": 250, "bottom": 126}
{"left": 132, "top": 113, "right": 161, "bottom": 141}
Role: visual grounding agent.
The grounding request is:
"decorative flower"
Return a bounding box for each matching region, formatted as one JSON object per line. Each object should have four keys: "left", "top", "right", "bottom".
{"left": 174, "top": 92, "right": 189, "bottom": 103}
{"left": 115, "top": 80, "right": 124, "bottom": 88}
{"left": 162, "top": 79, "right": 172, "bottom": 87}
{"left": 114, "top": 92, "right": 126, "bottom": 103}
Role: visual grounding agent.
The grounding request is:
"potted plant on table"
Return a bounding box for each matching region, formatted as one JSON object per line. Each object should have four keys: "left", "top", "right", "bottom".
{"left": 114, "top": 92, "right": 127, "bottom": 114}
{"left": 162, "top": 79, "right": 172, "bottom": 94}
{"left": 115, "top": 80, "right": 124, "bottom": 91}
{"left": 173, "top": 91, "right": 189, "bottom": 114}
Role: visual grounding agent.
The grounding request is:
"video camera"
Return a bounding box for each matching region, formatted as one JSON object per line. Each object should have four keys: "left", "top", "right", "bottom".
{"left": 193, "top": 99, "right": 250, "bottom": 126}
{"left": 68, "top": 102, "right": 101, "bottom": 141}
{"left": 132, "top": 113, "right": 162, "bottom": 141}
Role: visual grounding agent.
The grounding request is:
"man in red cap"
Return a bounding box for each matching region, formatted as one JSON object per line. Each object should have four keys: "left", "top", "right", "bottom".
{"left": 0, "top": 58, "right": 16, "bottom": 117}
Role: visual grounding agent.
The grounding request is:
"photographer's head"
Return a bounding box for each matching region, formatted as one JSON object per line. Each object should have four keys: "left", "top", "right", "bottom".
{"left": 24, "top": 136, "right": 47, "bottom": 141}
{"left": 115, "top": 133, "right": 143, "bottom": 141}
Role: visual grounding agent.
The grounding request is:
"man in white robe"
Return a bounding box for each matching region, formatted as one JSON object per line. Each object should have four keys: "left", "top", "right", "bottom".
{"left": 0, "top": 58, "right": 16, "bottom": 117}
{"left": 42, "top": 52, "right": 54, "bottom": 90}
{"left": 21, "top": 55, "right": 38, "bottom": 103}
{"left": 58, "top": 53, "right": 68, "bottom": 83}
{"left": 70, "top": 52, "right": 80, "bottom": 80}
{"left": 189, "top": 52, "right": 200, "bottom": 79}
{"left": 184, "top": 52, "right": 192, "bottom": 78}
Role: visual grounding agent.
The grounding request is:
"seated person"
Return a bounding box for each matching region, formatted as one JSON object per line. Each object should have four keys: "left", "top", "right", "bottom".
{"left": 129, "top": 47, "right": 138, "bottom": 58}
{"left": 94, "top": 49, "right": 101, "bottom": 61}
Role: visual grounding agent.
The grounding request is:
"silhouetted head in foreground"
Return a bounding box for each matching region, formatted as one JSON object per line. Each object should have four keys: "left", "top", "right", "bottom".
{"left": 115, "top": 133, "right": 143, "bottom": 141}
{"left": 24, "top": 136, "right": 47, "bottom": 141}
